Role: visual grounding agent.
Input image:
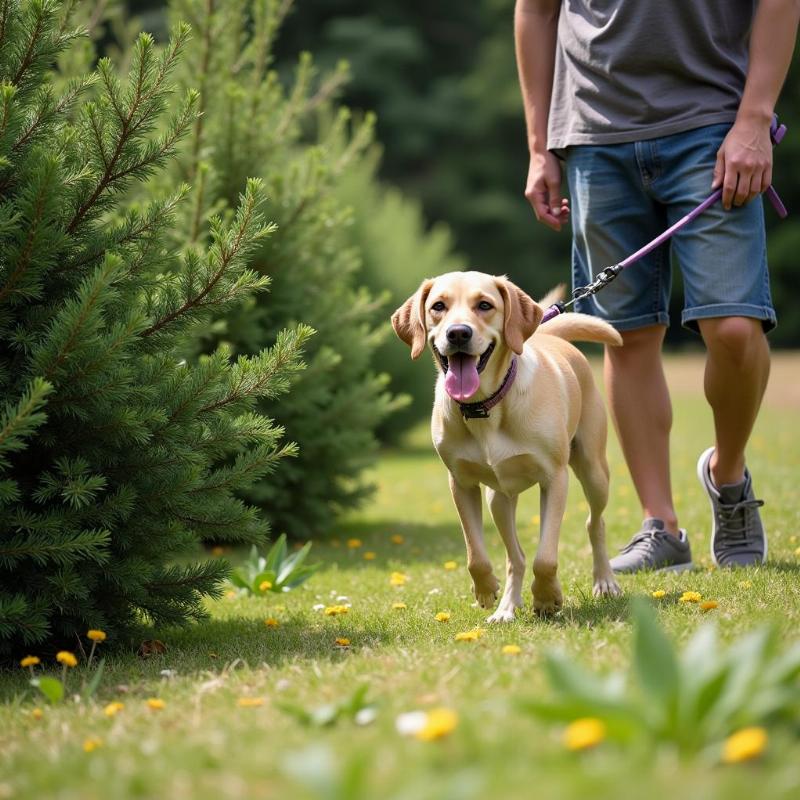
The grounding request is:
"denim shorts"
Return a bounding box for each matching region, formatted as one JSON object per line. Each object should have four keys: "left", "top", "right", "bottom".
{"left": 565, "top": 123, "right": 776, "bottom": 333}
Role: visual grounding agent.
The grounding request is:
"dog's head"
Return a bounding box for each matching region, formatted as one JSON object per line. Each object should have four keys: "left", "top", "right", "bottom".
{"left": 391, "top": 272, "right": 542, "bottom": 401}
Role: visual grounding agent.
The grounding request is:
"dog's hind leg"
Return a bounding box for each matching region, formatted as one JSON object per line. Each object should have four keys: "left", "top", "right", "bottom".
{"left": 570, "top": 389, "right": 621, "bottom": 598}
{"left": 533, "top": 467, "right": 567, "bottom": 615}
{"left": 484, "top": 488, "right": 525, "bottom": 623}
{"left": 449, "top": 474, "right": 500, "bottom": 610}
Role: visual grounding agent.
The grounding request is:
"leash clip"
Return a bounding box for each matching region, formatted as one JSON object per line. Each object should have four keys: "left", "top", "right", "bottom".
{"left": 573, "top": 264, "right": 622, "bottom": 301}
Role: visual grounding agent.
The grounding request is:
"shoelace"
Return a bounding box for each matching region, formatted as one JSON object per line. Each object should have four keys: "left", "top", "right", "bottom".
{"left": 716, "top": 497, "right": 765, "bottom": 544}
{"left": 619, "top": 530, "right": 668, "bottom": 560}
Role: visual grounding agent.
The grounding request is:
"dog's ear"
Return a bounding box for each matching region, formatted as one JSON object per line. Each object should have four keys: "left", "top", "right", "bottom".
{"left": 391, "top": 279, "right": 434, "bottom": 359}
{"left": 496, "top": 277, "right": 542, "bottom": 355}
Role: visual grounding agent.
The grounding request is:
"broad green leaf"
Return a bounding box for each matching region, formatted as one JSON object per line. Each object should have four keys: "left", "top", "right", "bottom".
{"left": 264, "top": 534, "right": 287, "bottom": 575}
{"left": 33, "top": 676, "right": 64, "bottom": 704}
{"left": 83, "top": 658, "right": 105, "bottom": 700}
{"left": 543, "top": 650, "right": 621, "bottom": 704}
{"left": 281, "top": 562, "right": 321, "bottom": 589}
{"left": 277, "top": 541, "right": 312, "bottom": 584}
{"left": 228, "top": 570, "right": 251, "bottom": 591}
{"left": 632, "top": 599, "right": 679, "bottom": 707}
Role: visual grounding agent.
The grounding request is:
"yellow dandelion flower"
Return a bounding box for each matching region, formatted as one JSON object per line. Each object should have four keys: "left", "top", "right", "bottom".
{"left": 259, "top": 580, "right": 273, "bottom": 592}
{"left": 56, "top": 651, "right": 77, "bottom": 668}
{"left": 443, "top": 561, "right": 458, "bottom": 571}
{"left": 104, "top": 702, "right": 124, "bottom": 717}
{"left": 363, "top": 551, "right": 377, "bottom": 561}
{"left": 31, "top": 707, "right": 44, "bottom": 720}
{"left": 651, "top": 590, "right": 666, "bottom": 599}
{"left": 794, "top": 546, "right": 800, "bottom": 557}
{"left": 454, "top": 628, "right": 485, "bottom": 642}
{"left": 324, "top": 605, "right": 349, "bottom": 616}
{"left": 679, "top": 591, "right": 702, "bottom": 604}
{"left": 237, "top": 697, "right": 265, "bottom": 708}
{"left": 415, "top": 707, "right": 459, "bottom": 741}
{"left": 87, "top": 629, "right": 106, "bottom": 642}
{"left": 502, "top": 644, "right": 522, "bottom": 655}
{"left": 335, "top": 637, "right": 351, "bottom": 647}
{"left": 347, "top": 538, "right": 362, "bottom": 549}
{"left": 83, "top": 737, "right": 103, "bottom": 753}
{"left": 435, "top": 611, "right": 451, "bottom": 622}
{"left": 211, "top": 545, "right": 225, "bottom": 557}
{"left": 392, "top": 602, "right": 407, "bottom": 610}
{"left": 225, "top": 589, "right": 237, "bottom": 599}
{"left": 390, "top": 535, "right": 405, "bottom": 545}
{"left": 700, "top": 600, "right": 719, "bottom": 612}
{"left": 790, "top": 535, "right": 798, "bottom": 544}
{"left": 20, "top": 655, "right": 40, "bottom": 668}
{"left": 264, "top": 617, "right": 280, "bottom": 628}
{"left": 563, "top": 718, "right": 606, "bottom": 751}
{"left": 531, "top": 514, "right": 541, "bottom": 525}
{"left": 390, "top": 572, "right": 409, "bottom": 586}
{"left": 722, "top": 727, "right": 768, "bottom": 764}
{"left": 146, "top": 698, "right": 165, "bottom": 711}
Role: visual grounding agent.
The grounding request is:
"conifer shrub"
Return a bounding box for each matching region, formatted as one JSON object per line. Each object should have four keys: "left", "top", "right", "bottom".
{"left": 334, "top": 150, "right": 462, "bottom": 441}
{"left": 0, "top": 0, "right": 309, "bottom": 654}
{"left": 161, "top": 0, "right": 402, "bottom": 538}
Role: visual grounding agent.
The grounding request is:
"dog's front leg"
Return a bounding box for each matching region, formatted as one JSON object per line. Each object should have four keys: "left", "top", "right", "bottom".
{"left": 449, "top": 474, "right": 499, "bottom": 609}
{"left": 533, "top": 467, "right": 568, "bottom": 615}
{"left": 484, "top": 488, "right": 525, "bottom": 623}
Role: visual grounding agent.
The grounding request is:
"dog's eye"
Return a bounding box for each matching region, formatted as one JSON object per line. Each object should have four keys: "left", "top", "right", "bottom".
{"left": 431, "top": 301, "right": 446, "bottom": 312}
{"left": 478, "top": 301, "right": 493, "bottom": 311}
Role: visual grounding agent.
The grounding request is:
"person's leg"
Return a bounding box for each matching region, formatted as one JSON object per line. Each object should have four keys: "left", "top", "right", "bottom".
{"left": 658, "top": 123, "right": 775, "bottom": 566}
{"left": 566, "top": 142, "right": 693, "bottom": 573}
{"left": 604, "top": 324, "right": 679, "bottom": 534}
{"left": 697, "top": 317, "right": 770, "bottom": 487}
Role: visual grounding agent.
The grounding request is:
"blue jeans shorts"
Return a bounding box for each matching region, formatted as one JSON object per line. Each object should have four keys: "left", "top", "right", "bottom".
{"left": 565, "top": 123, "right": 776, "bottom": 333}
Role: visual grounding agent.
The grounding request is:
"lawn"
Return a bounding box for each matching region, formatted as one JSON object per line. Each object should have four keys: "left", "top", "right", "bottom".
{"left": 2, "top": 353, "right": 799, "bottom": 800}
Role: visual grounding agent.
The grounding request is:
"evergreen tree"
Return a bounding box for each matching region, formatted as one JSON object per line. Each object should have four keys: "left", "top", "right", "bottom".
{"left": 0, "top": 0, "right": 309, "bottom": 655}
{"left": 160, "top": 0, "right": 401, "bottom": 539}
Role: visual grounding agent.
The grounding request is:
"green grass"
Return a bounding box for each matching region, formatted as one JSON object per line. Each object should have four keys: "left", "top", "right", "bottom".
{"left": 2, "top": 354, "right": 800, "bottom": 800}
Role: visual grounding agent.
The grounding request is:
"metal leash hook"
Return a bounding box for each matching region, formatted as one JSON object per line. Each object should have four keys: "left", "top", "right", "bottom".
{"left": 541, "top": 116, "right": 789, "bottom": 324}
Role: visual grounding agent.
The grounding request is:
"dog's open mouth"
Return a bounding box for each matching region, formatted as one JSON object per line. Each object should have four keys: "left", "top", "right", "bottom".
{"left": 434, "top": 342, "right": 495, "bottom": 402}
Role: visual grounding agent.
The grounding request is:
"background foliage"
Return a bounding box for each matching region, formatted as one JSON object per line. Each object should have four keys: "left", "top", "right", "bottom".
{"left": 0, "top": 1, "right": 311, "bottom": 654}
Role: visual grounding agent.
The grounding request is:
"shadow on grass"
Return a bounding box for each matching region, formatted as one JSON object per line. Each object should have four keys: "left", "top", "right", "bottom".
{"left": 0, "top": 616, "right": 395, "bottom": 703}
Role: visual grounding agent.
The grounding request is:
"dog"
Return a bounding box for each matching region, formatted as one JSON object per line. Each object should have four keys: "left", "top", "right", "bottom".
{"left": 391, "top": 271, "right": 622, "bottom": 622}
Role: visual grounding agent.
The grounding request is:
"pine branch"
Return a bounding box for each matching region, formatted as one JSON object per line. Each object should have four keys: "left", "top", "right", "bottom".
{"left": 65, "top": 25, "right": 192, "bottom": 236}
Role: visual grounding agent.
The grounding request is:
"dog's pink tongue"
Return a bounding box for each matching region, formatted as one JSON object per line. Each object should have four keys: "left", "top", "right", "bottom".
{"left": 445, "top": 353, "right": 480, "bottom": 401}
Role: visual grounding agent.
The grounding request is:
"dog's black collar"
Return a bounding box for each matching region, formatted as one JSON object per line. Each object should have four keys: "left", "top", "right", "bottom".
{"left": 457, "top": 356, "right": 518, "bottom": 420}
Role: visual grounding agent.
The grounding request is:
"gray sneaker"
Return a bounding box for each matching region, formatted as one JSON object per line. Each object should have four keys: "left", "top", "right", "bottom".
{"left": 696, "top": 446, "right": 766, "bottom": 567}
{"left": 610, "top": 518, "right": 693, "bottom": 574}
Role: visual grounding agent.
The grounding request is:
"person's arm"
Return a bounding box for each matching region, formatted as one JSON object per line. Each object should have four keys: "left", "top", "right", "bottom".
{"left": 713, "top": 0, "right": 800, "bottom": 209}
{"left": 514, "top": 0, "right": 568, "bottom": 231}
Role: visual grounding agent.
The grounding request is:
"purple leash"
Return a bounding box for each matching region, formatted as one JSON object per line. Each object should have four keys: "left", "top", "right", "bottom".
{"left": 541, "top": 116, "right": 789, "bottom": 324}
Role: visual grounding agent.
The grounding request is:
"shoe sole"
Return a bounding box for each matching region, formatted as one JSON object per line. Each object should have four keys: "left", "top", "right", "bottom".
{"left": 696, "top": 445, "right": 767, "bottom": 567}
{"left": 612, "top": 561, "right": 694, "bottom": 575}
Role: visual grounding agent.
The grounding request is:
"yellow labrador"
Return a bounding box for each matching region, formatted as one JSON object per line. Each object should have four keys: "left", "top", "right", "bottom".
{"left": 392, "top": 271, "right": 622, "bottom": 622}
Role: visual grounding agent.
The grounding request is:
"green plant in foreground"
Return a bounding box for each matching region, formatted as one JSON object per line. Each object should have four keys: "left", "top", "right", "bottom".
{"left": 278, "top": 684, "right": 375, "bottom": 728}
{"left": 229, "top": 535, "right": 320, "bottom": 596}
{"left": 524, "top": 600, "right": 800, "bottom": 756}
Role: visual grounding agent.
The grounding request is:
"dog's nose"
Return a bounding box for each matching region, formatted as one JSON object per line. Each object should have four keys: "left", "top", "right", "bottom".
{"left": 446, "top": 324, "right": 473, "bottom": 347}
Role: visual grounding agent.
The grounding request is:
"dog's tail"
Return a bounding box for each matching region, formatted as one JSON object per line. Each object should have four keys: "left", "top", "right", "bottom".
{"left": 536, "top": 285, "right": 622, "bottom": 347}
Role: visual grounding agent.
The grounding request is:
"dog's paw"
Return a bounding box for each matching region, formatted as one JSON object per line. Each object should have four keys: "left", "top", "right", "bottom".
{"left": 532, "top": 580, "right": 563, "bottom": 617}
{"left": 592, "top": 574, "right": 621, "bottom": 598}
{"left": 472, "top": 574, "right": 500, "bottom": 610}
{"left": 486, "top": 603, "right": 520, "bottom": 624}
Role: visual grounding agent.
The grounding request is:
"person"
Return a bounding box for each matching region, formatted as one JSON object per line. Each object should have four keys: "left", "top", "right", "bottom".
{"left": 514, "top": 0, "right": 800, "bottom": 572}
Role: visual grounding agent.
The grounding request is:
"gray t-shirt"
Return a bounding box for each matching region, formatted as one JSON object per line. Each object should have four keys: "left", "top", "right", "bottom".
{"left": 547, "top": 0, "right": 756, "bottom": 150}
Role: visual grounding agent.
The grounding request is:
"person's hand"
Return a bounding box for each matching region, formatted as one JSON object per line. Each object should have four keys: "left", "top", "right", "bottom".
{"left": 712, "top": 117, "right": 773, "bottom": 210}
{"left": 524, "top": 150, "right": 570, "bottom": 231}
